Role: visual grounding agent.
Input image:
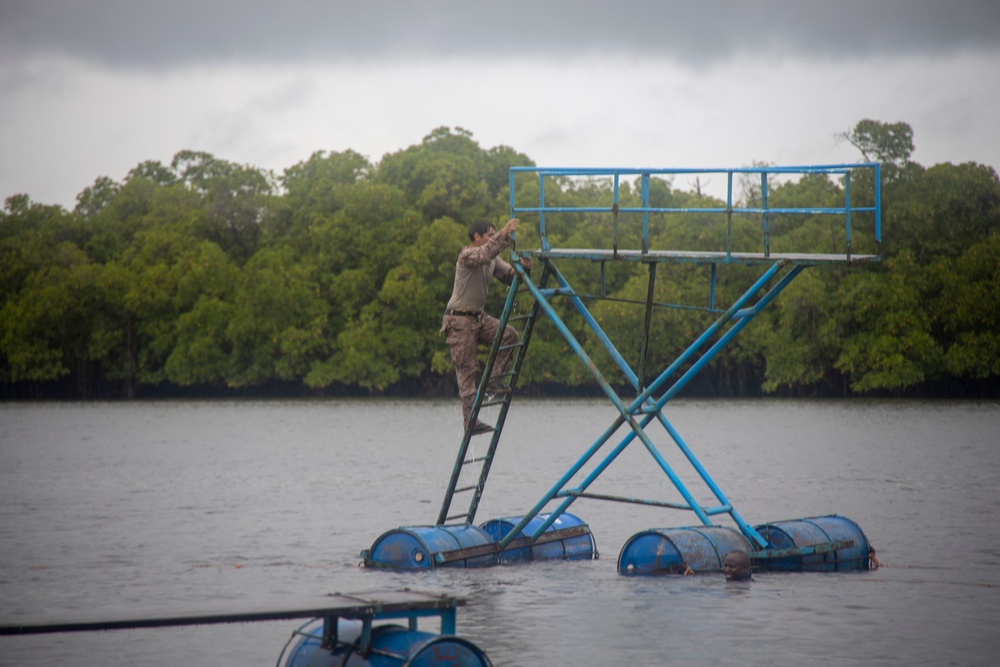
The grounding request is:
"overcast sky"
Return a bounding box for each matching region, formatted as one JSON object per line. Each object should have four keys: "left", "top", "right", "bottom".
{"left": 2, "top": 0, "right": 999, "bottom": 209}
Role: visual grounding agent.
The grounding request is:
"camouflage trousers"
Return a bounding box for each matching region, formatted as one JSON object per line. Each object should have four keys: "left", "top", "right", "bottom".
{"left": 442, "top": 312, "right": 517, "bottom": 426}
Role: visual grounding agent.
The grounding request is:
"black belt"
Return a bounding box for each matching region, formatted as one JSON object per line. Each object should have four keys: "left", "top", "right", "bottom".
{"left": 446, "top": 309, "right": 481, "bottom": 317}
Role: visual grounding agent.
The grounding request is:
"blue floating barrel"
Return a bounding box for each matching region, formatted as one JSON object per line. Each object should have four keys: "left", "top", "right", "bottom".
{"left": 283, "top": 619, "right": 492, "bottom": 667}
{"left": 363, "top": 525, "right": 497, "bottom": 570}
{"left": 618, "top": 526, "right": 751, "bottom": 576}
{"left": 753, "top": 514, "right": 871, "bottom": 572}
{"left": 479, "top": 512, "right": 596, "bottom": 563}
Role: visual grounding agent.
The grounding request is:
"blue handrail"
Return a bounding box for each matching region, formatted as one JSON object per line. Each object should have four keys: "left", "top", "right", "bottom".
{"left": 509, "top": 163, "right": 882, "bottom": 260}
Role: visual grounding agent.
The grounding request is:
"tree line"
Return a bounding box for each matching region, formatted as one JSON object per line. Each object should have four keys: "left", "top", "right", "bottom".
{"left": 1, "top": 122, "right": 998, "bottom": 399}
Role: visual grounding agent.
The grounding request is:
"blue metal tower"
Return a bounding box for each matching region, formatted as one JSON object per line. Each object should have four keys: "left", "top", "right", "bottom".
{"left": 365, "top": 163, "right": 881, "bottom": 573}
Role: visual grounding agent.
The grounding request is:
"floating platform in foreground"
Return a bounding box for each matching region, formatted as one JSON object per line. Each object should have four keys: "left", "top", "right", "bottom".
{"left": 0, "top": 589, "right": 492, "bottom": 667}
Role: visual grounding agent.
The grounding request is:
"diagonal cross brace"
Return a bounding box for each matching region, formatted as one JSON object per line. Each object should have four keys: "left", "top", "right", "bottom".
{"left": 496, "top": 260, "right": 805, "bottom": 550}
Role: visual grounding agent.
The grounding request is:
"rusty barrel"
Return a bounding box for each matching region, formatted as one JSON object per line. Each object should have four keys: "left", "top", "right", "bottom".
{"left": 479, "top": 512, "right": 596, "bottom": 564}
{"left": 753, "top": 514, "right": 872, "bottom": 571}
{"left": 283, "top": 619, "right": 492, "bottom": 667}
{"left": 363, "top": 524, "right": 497, "bottom": 570}
{"left": 618, "top": 526, "right": 751, "bottom": 575}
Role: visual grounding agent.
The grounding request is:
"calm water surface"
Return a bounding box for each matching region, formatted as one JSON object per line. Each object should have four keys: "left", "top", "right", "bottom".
{"left": 1, "top": 398, "right": 998, "bottom": 666}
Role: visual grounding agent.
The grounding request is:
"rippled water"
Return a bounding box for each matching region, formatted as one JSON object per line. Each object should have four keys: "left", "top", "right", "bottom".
{"left": 1, "top": 398, "right": 998, "bottom": 666}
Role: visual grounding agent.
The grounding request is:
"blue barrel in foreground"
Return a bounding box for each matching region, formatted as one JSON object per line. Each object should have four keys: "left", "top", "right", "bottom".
{"left": 753, "top": 514, "right": 872, "bottom": 571}
{"left": 618, "top": 526, "right": 751, "bottom": 575}
{"left": 363, "top": 524, "right": 497, "bottom": 570}
{"left": 283, "top": 619, "right": 492, "bottom": 667}
{"left": 479, "top": 512, "right": 597, "bottom": 563}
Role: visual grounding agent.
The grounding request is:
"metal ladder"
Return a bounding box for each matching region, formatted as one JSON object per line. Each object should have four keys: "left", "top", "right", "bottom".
{"left": 435, "top": 261, "right": 549, "bottom": 527}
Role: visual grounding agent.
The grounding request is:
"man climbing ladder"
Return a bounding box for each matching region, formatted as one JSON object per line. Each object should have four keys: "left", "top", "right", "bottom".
{"left": 441, "top": 217, "right": 531, "bottom": 434}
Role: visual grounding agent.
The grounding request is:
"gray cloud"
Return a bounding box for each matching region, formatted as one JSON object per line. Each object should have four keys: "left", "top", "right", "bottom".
{"left": 2, "top": 0, "right": 999, "bottom": 70}
{"left": 2, "top": 0, "right": 999, "bottom": 209}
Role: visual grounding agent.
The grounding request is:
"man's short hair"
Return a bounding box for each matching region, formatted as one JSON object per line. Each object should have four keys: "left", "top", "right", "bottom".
{"left": 469, "top": 219, "right": 495, "bottom": 240}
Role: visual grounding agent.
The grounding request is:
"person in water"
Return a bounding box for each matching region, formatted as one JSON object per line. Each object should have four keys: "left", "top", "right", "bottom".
{"left": 723, "top": 550, "right": 752, "bottom": 581}
{"left": 441, "top": 218, "right": 531, "bottom": 434}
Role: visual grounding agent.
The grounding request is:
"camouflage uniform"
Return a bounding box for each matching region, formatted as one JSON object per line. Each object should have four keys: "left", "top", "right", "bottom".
{"left": 441, "top": 228, "right": 519, "bottom": 428}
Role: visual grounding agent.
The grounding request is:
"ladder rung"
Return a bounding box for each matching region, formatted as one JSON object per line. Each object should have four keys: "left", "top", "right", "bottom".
{"left": 455, "top": 485, "right": 477, "bottom": 494}
{"left": 464, "top": 456, "right": 488, "bottom": 464}
{"left": 444, "top": 515, "right": 469, "bottom": 523}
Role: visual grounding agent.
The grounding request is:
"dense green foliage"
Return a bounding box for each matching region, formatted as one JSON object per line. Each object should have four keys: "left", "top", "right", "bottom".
{"left": 2, "top": 122, "right": 998, "bottom": 399}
